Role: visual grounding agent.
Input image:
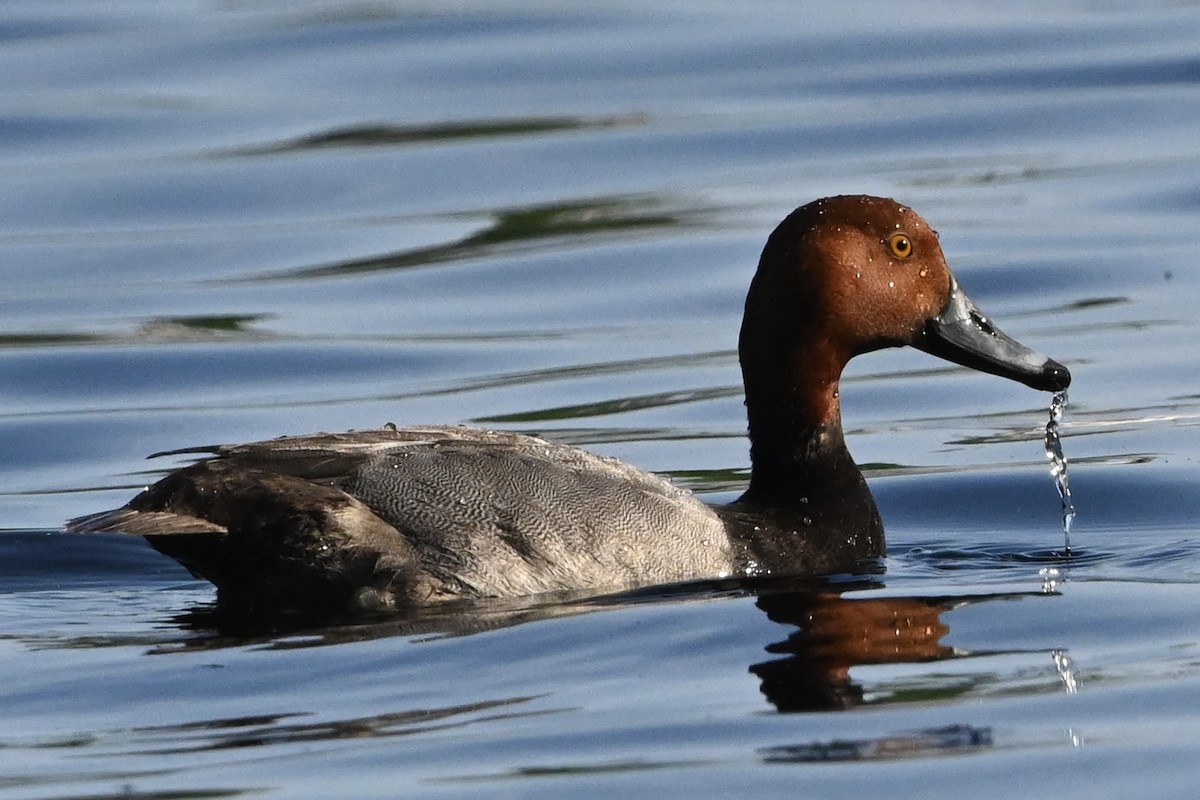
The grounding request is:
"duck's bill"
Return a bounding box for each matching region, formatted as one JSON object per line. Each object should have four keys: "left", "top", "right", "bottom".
{"left": 915, "top": 275, "right": 1070, "bottom": 392}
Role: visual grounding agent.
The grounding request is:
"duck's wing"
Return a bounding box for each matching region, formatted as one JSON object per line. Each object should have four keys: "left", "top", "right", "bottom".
{"left": 331, "top": 434, "right": 732, "bottom": 599}
{"left": 146, "top": 425, "right": 497, "bottom": 482}
{"left": 64, "top": 426, "right": 478, "bottom": 537}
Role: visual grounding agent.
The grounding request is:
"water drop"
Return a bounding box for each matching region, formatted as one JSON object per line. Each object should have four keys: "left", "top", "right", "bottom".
{"left": 1043, "top": 390, "right": 1075, "bottom": 554}
{"left": 1052, "top": 649, "right": 1080, "bottom": 694}
{"left": 1038, "top": 566, "right": 1061, "bottom": 594}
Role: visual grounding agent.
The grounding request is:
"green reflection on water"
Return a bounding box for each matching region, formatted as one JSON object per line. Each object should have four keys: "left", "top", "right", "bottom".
{"left": 237, "top": 114, "right": 646, "bottom": 155}
{"left": 264, "top": 195, "right": 692, "bottom": 280}
{"left": 476, "top": 386, "right": 738, "bottom": 423}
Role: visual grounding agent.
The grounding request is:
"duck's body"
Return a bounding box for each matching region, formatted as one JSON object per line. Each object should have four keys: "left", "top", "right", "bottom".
{"left": 72, "top": 424, "right": 883, "bottom": 609}
{"left": 68, "top": 196, "right": 1069, "bottom": 611}
{"left": 75, "top": 427, "right": 737, "bottom": 608}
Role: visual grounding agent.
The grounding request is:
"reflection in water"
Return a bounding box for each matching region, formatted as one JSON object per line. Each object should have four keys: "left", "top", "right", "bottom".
{"left": 1052, "top": 649, "right": 1081, "bottom": 694}
{"left": 751, "top": 589, "right": 954, "bottom": 712}
{"left": 159, "top": 586, "right": 647, "bottom": 651}
{"left": 125, "top": 696, "right": 548, "bottom": 755}
{"left": 257, "top": 195, "right": 693, "bottom": 281}
{"left": 234, "top": 114, "right": 646, "bottom": 156}
{"left": 748, "top": 586, "right": 1080, "bottom": 764}
{"left": 1040, "top": 565, "right": 1064, "bottom": 594}
{"left": 477, "top": 385, "right": 738, "bottom": 424}
{"left": 0, "top": 315, "right": 273, "bottom": 350}
{"left": 750, "top": 586, "right": 1066, "bottom": 713}
{"left": 759, "top": 724, "right": 992, "bottom": 763}
{"left": 159, "top": 578, "right": 1076, "bottom": 718}
{"left": 4, "top": 578, "right": 1083, "bottom": 773}
{"left": 131, "top": 315, "right": 273, "bottom": 342}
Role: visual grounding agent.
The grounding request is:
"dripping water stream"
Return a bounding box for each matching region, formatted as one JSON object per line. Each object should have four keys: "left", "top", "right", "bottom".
{"left": 1044, "top": 390, "right": 1075, "bottom": 555}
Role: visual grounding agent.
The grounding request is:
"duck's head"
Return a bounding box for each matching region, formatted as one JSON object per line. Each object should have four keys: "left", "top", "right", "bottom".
{"left": 740, "top": 195, "right": 1070, "bottom": 444}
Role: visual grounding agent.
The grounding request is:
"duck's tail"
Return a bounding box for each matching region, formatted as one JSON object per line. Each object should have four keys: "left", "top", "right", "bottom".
{"left": 65, "top": 507, "right": 227, "bottom": 536}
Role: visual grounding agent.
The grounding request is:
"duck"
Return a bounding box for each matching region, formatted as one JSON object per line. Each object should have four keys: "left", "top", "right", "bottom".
{"left": 67, "top": 195, "right": 1070, "bottom": 611}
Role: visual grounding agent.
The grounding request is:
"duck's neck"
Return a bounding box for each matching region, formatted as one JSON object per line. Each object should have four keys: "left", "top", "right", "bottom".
{"left": 739, "top": 340, "right": 856, "bottom": 505}
{"left": 729, "top": 336, "right": 884, "bottom": 568}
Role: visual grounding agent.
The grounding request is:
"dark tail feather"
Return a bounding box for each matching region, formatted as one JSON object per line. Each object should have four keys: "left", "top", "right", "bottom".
{"left": 65, "top": 508, "right": 227, "bottom": 536}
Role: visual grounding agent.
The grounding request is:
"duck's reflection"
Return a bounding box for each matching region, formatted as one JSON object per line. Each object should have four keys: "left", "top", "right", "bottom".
{"left": 107, "top": 578, "right": 1070, "bottom": 759}
{"left": 747, "top": 587, "right": 1051, "bottom": 712}
{"left": 160, "top": 577, "right": 1057, "bottom": 713}
{"left": 751, "top": 589, "right": 952, "bottom": 711}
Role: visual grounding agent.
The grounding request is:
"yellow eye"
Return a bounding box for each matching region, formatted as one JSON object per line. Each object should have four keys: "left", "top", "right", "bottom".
{"left": 888, "top": 233, "right": 913, "bottom": 259}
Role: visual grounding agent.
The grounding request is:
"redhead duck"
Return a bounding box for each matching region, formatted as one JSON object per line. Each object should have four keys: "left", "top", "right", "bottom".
{"left": 67, "top": 196, "right": 1069, "bottom": 611}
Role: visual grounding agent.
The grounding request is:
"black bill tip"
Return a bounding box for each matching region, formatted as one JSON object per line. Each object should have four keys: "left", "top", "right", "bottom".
{"left": 1037, "top": 358, "right": 1072, "bottom": 393}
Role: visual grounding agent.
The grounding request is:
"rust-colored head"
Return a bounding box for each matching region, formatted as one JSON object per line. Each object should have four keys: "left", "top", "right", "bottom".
{"left": 744, "top": 196, "right": 949, "bottom": 363}
{"left": 740, "top": 195, "right": 1069, "bottom": 448}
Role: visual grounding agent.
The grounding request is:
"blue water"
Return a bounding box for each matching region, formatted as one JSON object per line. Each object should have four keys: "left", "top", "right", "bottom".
{"left": 3, "top": 2, "right": 1200, "bottom": 797}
